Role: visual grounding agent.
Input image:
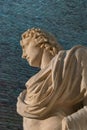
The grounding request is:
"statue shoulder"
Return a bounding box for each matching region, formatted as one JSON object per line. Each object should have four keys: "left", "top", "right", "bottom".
{"left": 74, "top": 45, "right": 87, "bottom": 58}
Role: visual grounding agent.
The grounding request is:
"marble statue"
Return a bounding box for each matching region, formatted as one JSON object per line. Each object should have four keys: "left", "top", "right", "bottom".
{"left": 17, "top": 28, "right": 87, "bottom": 130}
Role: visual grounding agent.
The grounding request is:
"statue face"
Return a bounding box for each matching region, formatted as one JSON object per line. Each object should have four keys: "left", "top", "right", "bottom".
{"left": 20, "top": 38, "right": 43, "bottom": 67}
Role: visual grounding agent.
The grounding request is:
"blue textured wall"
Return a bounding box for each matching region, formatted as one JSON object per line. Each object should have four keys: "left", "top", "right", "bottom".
{"left": 0, "top": 0, "right": 87, "bottom": 130}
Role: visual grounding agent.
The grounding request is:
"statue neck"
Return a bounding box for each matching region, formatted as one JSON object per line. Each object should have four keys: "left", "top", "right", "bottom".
{"left": 40, "top": 50, "right": 55, "bottom": 69}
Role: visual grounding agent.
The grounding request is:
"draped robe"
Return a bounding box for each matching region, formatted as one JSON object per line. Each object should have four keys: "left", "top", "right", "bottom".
{"left": 17, "top": 45, "right": 87, "bottom": 129}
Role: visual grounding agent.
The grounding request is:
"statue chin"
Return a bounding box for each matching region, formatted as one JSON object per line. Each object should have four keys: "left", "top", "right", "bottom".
{"left": 28, "top": 60, "right": 39, "bottom": 68}
{"left": 27, "top": 59, "right": 33, "bottom": 66}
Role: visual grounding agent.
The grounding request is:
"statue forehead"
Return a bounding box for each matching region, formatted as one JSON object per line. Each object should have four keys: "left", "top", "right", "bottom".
{"left": 20, "top": 37, "right": 37, "bottom": 48}
{"left": 20, "top": 39, "right": 30, "bottom": 47}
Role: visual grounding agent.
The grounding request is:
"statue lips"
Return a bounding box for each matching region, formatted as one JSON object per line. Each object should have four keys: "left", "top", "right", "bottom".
{"left": 26, "top": 57, "right": 30, "bottom": 61}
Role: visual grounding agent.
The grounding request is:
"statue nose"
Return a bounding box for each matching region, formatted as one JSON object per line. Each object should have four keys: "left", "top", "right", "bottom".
{"left": 22, "top": 53, "right": 27, "bottom": 59}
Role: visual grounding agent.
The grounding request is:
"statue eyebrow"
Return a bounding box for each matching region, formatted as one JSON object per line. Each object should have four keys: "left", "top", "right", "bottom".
{"left": 20, "top": 40, "right": 26, "bottom": 47}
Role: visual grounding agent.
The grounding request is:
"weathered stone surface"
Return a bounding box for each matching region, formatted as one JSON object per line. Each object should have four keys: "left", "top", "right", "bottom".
{"left": 0, "top": 0, "right": 87, "bottom": 130}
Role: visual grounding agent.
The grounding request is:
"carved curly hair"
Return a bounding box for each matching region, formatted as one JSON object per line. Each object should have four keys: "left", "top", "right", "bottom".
{"left": 21, "top": 28, "right": 63, "bottom": 56}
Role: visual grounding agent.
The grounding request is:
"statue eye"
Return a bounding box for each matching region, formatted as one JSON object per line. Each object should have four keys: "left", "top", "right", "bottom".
{"left": 22, "top": 45, "right": 25, "bottom": 49}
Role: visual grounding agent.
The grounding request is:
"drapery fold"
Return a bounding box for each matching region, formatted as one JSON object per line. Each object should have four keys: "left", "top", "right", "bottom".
{"left": 62, "top": 106, "right": 87, "bottom": 130}
{"left": 17, "top": 45, "right": 87, "bottom": 119}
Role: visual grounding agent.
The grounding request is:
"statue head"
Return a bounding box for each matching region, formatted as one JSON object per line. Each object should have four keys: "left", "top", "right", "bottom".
{"left": 20, "top": 28, "right": 63, "bottom": 68}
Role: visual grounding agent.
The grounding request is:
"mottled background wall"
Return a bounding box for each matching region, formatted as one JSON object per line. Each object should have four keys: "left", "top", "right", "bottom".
{"left": 0, "top": 0, "right": 87, "bottom": 130}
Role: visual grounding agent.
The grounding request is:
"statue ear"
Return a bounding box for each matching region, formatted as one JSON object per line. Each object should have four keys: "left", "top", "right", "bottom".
{"left": 49, "top": 47, "right": 58, "bottom": 56}
{"left": 49, "top": 50, "right": 55, "bottom": 56}
{"left": 53, "top": 47, "right": 58, "bottom": 54}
